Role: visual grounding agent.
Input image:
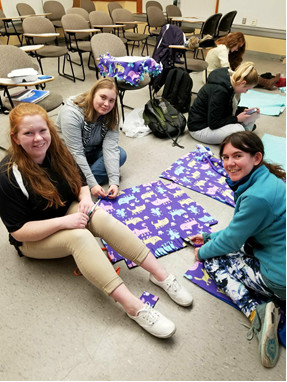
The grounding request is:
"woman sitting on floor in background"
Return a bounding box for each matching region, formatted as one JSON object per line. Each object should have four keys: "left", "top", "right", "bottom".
{"left": 0, "top": 103, "right": 193, "bottom": 339}
{"left": 190, "top": 131, "right": 286, "bottom": 368}
{"left": 56, "top": 78, "right": 126, "bottom": 200}
{"left": 204, "top": 32, "right": 246, "bottom": 82}
{"left": 188, "top": 62, "right": 260, "bottom": 144}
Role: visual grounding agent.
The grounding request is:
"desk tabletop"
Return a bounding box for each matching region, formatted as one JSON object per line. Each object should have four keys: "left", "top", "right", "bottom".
{"left": 92, "top": 24, "right": 125, "bottom": 28}
{"left": 115, "top": 20, "right": 146, "bottom": 25}
{"left": 20, "top": 44, "right": 45, "bottom": 52}
{"left": 21, "top": 13, "right": 52, "bottom": 18}
{"left": 170, "top": 16, "right": 206, "bottom": 23}
{"left": 23, "top": 33, "right": 59, "bottom": 37}
{"left": 0, "top": 15, "right": 28, "bottom": 21}
{"left": 0, "top": 75, "right": 54, "bottom": 87}
{"left": 64, "top": 28, "right": 100, "bottom": 33}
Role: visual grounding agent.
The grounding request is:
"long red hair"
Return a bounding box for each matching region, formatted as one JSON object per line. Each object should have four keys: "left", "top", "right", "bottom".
{"left": 6, "top": 103, "right": 83, "bottom": 208}
{"left": 216, "top": 32, "right": 246, "bottom": 70}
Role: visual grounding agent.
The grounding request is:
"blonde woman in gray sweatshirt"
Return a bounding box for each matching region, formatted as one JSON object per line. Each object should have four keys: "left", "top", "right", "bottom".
{"left": 57, "top": 78, "right": 126, "bottom": 199}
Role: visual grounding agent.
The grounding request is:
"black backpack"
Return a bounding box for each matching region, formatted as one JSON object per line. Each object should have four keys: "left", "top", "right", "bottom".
{"left": 162, "top": 67, "right": 193, "bottom": 113}
{"left": 143, "top": 97, "right": 186, "bottom": 148}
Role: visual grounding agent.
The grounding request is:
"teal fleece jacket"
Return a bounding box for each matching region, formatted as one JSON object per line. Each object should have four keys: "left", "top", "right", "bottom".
{"left": 198, "top": 165, "right": 286, "bottom": 287}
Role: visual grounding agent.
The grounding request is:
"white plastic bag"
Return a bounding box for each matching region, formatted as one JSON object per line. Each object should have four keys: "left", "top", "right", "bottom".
{"left": 121, "top": 108, "right": 151, "bottom": 138}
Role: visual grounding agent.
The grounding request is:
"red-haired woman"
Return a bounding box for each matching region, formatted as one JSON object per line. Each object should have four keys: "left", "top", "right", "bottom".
{"left": 0, "top": 103, "right": 193, "bottom": 339}
{"left": 204, "top": 32, "right": 246, "bottom": 81}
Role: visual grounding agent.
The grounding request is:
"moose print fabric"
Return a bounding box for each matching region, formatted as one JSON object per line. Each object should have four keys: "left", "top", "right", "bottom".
{"left": 100, "top": 180, "right": 218, "bottom": 268}
{"left": 160, "top": 145, "right": 235, "bottom": 207}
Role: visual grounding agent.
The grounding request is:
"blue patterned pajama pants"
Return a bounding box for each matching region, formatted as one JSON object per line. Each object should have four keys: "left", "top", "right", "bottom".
{"left": 204, "top": 248, "right": 274, "bottom": 318}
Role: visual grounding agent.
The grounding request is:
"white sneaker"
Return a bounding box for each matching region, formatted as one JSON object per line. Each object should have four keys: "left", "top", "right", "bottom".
{"left": 127, "top": 303, "right": 176, "bottom": 338}
{"left": 150, "top": 273, "right": 193, "bottom": 307}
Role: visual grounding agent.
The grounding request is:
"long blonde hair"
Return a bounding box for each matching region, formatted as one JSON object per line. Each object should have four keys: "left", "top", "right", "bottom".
{"left": 6, "top": 103, "right": 82, "bottom": 209}
{"left": 73, "top": 77, "right": 119, "bottom": 130}
{"left": 231, "top": 61, "right": 258, "bottom": 87}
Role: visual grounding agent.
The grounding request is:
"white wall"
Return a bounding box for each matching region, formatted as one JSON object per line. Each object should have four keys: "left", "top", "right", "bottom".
{"left": 180, "top": 0, "right": 217, "bottom": 20}
{"left": 2, "top": 0, "right": 73, "bottom": 17}
{"left": 180, "top": 0, "right": 286, "bottom": 30}
{"left": 218, "top": 0, "right": 286, "bottom": 29}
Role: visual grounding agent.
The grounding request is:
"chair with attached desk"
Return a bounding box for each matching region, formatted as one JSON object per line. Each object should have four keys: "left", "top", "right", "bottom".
{"left": 152, "top": 24, "right": 208, "bottom": 92}
{"left": 108, "top": 2, "right": 122, "bottom": 21}
{"left": 145, "top": 5, "right": 166, "bottom": 41}
{"left": 165, "top": 5, "right": 195, "bottom": 36}
{"left": 22, "top": 16, "right": 75, "bottom": 81}
{"left": 80, "top": 0, "right": 96, "bottom": 13}
{"left": 0, "top": 10, "right": 23, "bottom": 45}
{"left": 66, "top": 7, "right": 90, "bottom": 23}
{"left": 16, "top": 3, "right": 36, "bottom": 16}
{"left": 43, "top": 1, "right": 66, "bottom": 35}
{"left": 111, "top": 8, "right": 149, "bottom": 55}
{"left": 88, "top": 10, "right": 128, "bottom": 51}
{"left": 215, "top": 10, "right": 237, "bottom": 37}
{"left": 0, "top": 45, "right": 63, "bottom": 114}
{"left": 195, "top": 13, "right": 222, "bottom": 58}
{"left": 91, "top": 33, "right": 152, "bottom": 121}
{"left": 61, "top": 13, "right": 98, "bottom": 81}
{"left": 146, "top": 1, "right": 163, "bottom": 11}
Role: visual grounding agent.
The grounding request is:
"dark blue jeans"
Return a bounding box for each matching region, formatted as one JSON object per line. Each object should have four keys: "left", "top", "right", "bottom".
{"left": 89, "top": 147, "right": 127, "bottom": 185}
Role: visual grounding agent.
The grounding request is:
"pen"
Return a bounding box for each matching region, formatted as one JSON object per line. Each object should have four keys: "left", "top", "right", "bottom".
{"left": 87, "top": 199, "right": 101, "bottom": 222}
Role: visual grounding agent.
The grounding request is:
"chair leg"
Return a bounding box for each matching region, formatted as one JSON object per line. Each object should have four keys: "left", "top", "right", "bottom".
{"left": 35, "top": 55, "right": 44, "bottom": 75}
{"left": 141, "top": 38, "right": 149, "bottom": 56}
{"left": 59, "top": 54, "right": 76, "bottom": 82}
{"left": 148, "top": 83, "right": 152, "bottom": 99}
{"left": 69, "top": 51, "right": 86, "bottom": 81}
{"left": 118, "top": 89, "right": 125, "bottom": 122}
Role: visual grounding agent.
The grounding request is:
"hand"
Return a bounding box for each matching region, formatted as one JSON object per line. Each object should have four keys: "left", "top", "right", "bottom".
{"left": 91, "top": 184, "right": 108, "bottom": 198}
{"left": 78, "top": 197, "right": 94, "bottom": 215}
{"left": 62, "top": 212, "right": 89, "bottom": 229}
{"left": 107, "top": 184, "right": 119, "bottom": 199}
{"left": 237, "top": 111, "right": 253, "bottom": 123}
{"left": 190, "top": 234, "right": 204, "bottom": 247}
{"left": 194, "top": 247, "right": 200, "bottom": 262}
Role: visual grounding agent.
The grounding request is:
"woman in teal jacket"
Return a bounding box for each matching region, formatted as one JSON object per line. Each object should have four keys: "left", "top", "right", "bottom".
{"left": 191, "top": 131, "right": 286, "bottom": 368}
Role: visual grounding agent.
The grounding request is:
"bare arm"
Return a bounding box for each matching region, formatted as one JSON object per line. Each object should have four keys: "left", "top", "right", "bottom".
{"left": 11, "top": 187, "right": 96, "bottom": 242}
{"left": 78, "top": 185, "right": 94, "bottom": 214}
{"left": 11, "top": 212, "right": 89, "bottom": 242}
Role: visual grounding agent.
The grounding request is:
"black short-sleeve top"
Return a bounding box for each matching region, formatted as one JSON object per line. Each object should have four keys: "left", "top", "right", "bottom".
{"left": 0, "top": 154, "right": 86, "bottom": 235}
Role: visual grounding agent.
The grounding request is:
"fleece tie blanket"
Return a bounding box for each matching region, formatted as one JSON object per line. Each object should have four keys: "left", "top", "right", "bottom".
{"left": 160, "top": 145, "right": 235, "bottom": 207}
{"left": 185, "top": 261, "right": 286, "bottom": 347}
{"left": 262, "top": 134, "right": 286, "bottom": 171}
{"left": 239, "top": 90, "right": 286, "bottom": 116}
{"left": 100, "top": 180, "right": 218, "bottom": 268}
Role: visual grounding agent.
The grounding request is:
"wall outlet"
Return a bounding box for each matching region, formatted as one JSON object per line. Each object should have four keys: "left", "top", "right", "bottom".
{"left": 251, "top": 19, "right": 257, "bottom": 26}
{"left": 242, "top": 17, "right": 247, "bottom": 24}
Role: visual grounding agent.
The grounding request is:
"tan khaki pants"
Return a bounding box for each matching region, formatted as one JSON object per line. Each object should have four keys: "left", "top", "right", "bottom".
{"left": 20, "top": 203, "right": 149, "bottom": 295}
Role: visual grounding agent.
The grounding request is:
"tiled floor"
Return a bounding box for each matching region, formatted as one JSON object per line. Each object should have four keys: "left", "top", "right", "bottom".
{"left": 0, "top": 42, "right": 285, "bottom": 381}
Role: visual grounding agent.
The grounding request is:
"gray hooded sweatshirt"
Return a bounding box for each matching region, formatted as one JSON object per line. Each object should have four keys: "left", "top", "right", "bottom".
{"left": 56, "top": 96, "right": 120, "bottom": 189}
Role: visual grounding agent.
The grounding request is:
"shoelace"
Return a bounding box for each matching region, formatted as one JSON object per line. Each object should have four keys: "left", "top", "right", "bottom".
{"left": 166, "top": 276, "right": 181, "bottom": 293}
{"left": 239, "top": 321, "right": 259, "bottom": 341}
{"left": 140, "top": 304, "right": 160, "bottom": 325}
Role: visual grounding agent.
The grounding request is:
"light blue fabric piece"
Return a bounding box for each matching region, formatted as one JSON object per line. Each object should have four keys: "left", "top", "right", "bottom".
{"left": 239, "top": 90, "right": 286, "bottom": 116}
{"left": 262, "top": 134, "right": 286, "bottom": 170}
